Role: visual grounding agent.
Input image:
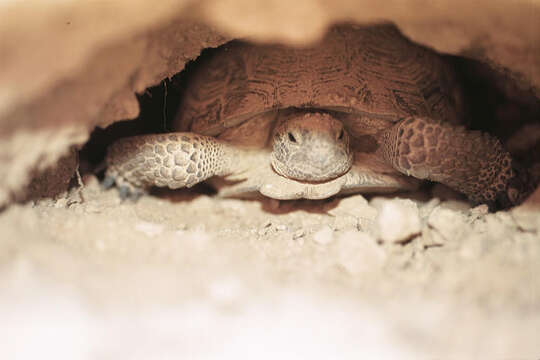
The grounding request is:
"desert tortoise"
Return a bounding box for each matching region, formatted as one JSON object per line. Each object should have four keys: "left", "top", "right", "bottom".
{"left": 105, "top": 24, "right": 530, "bottom": 208}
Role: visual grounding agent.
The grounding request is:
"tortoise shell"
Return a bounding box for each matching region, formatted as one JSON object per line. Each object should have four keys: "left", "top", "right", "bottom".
{"left": 174, "top": 23, "right": 462, "bottom": 138}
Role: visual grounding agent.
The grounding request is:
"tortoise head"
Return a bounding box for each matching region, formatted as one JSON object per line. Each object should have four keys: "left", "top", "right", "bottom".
{"left": 270, "top": 111, "right": 353, "bottom": 182}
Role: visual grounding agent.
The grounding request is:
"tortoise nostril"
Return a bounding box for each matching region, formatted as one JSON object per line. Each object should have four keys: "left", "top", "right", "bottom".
{"left": 288, "top": 132, "right": 297, "bottom": 143}
{"left": 338, "top": 129, "right": 344, "bottom": 140}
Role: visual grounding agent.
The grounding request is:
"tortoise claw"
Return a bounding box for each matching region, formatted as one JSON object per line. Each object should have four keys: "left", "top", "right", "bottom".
{"left": 102, "top": 174, "right": 145, "bottom": 201}
{"left": 101, "top": 175, "right": 116, "bottom": 190}
{"left": 490, "top": 161, "right": 535, "bottom": 210}
{"left": 118, "top": 185, "right": 144, "bottom": 201}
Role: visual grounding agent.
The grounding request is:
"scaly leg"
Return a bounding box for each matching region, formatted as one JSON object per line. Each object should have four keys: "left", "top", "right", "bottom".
{"left": 379, "top": 116, "right": 533, "bottom": 209}
{"left": 105, "top": 133, "right": 236, "bottom": 197}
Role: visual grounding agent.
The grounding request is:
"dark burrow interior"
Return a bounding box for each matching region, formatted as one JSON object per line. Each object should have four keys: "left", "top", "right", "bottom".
{"left": 79, "top": 32, "right": 540, "bottom": 205}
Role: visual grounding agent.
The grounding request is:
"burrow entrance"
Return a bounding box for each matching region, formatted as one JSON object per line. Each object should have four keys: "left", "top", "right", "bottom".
{"left": 79, "top": 26, "right": 540, "bottom": 206}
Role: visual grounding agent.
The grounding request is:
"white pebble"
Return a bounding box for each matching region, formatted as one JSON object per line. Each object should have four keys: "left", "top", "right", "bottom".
{"left": 427, "top": 207, "right": 468, "bottom": 241}
{"left": 135, "top": 221, "right": 165, "bottom": 237}
{"left": 336, "top": 231, "right": 386, "bottom": 274}
{"left": 258, "top": 221, "right": 272, "bottom": 236}
{"left": 374, "top": 199, "right": 421, "bottom": 243}
{"left": 176, "top": 223, "right": 188, "bottom": 230}
{"left": 313, "top": 225, "right": 334, "bottom": 245}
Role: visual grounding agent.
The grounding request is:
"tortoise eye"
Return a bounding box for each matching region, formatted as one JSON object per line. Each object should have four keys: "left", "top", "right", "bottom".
{"left": 288, "top": 132, "right": 297, "bottom": 143}
{"left": 338, "top": 129, "right": 344, "bottom": 140}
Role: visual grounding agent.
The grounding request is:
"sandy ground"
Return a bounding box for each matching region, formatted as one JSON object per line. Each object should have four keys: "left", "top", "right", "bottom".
{"left": 1, "top": 176, "right": 539, "bottom": 358}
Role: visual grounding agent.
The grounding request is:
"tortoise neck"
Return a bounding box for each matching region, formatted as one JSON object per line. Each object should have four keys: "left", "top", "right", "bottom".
{"left": 219, "top": 142, "right": 270, "bottom": 177}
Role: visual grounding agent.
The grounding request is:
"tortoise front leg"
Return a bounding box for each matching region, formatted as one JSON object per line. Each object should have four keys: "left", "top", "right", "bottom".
{"left": 105, "top": 133, "right": 235, "bottom": 198}
{"left": 379, "top": 116, "right": 532, "bottom": 209}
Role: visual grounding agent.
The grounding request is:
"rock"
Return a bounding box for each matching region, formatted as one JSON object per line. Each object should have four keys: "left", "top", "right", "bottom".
{"left": 419, "top": 198, "right": 441, "bottom": 219}
{"left": 332, "top": 215, "right": 359, "bottom": 231}
{"left": 293, "top": 229, "right": 305, "bottom": 240}
{"left": 469, "top": 204, "right": 489, "bottom": 221}
{"left": 458, "top": 236, "right": 487, "bottom": 260}
{"left": 312, "top": 225, "right": 334, "bottom": 245}
{"left": 419, "top": 228, "right": 446, "bottom": 248}
{"left": 371, "top": 199, "right": 421, "bottom": 243}
{"left": 335, "top": 231, "right": 386, "bottom": 274}
{"left": 427, "top": 207, "right": 470, "bottom": 241}
{"left": 258, "top": 220, "right": 273, "bottom": 236}
{"left": 328, "top": 195, "right": 378, "bottom": 231}
{"left": 512, "top": 207, "right": 540, "bottom": 233}
{"left": 293, "top": 230, "right": 305, "bottom": 246}
{"left": 135, "top": 221, "right": 165, "bottom": 237}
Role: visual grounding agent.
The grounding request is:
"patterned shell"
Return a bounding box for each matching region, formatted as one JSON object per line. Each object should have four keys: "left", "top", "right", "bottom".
{"left": 174, "top": 23, "right": 461, "bottom": 137}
